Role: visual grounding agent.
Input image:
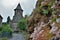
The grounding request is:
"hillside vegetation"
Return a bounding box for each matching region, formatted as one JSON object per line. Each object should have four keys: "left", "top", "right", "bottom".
{"left": 28, "top": 0, "right": 60, "bottom": 40}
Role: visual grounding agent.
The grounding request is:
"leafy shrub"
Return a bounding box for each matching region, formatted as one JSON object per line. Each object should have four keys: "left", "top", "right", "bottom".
{"left": 18, "top": 18, "right": 27, "bottom": 31}
{"left": 0, "top": 23, "right": 12, "bottom": 37}
{"left": 2, "top": 24, "right": 12, "bottom": 33}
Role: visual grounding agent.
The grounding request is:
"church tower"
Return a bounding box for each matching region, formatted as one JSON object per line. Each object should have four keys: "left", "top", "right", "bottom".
{"left": 12, "top": 3, "right": 23, "bottom": 23}
{"left": 10, "top": 3, "right": 23, "bottom": 31}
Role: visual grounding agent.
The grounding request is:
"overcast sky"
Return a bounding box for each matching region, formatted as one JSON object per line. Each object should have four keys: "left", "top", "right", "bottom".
{"left": 0, "top": 0, "right": 37, "bottom": 22}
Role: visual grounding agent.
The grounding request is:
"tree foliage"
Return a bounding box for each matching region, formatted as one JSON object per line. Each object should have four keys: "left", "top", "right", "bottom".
{"left": 0, "top": 23, "right": 12, "bottom": 33}
{"left": 18, "top": 17, "right": 28, "bottom": 31}
{"left": 7, "top": 16, "right": 11, "bottom": 24}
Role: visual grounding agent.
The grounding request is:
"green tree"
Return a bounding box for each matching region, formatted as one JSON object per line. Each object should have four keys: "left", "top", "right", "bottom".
{"left": 7, "top": 16, "right": 11, "bottom": 24}
{"left": 18, "top": 17, "right": 27, "bottom": 31}
{"left": 2, "top": 24, "right": 13, "bottom": 33}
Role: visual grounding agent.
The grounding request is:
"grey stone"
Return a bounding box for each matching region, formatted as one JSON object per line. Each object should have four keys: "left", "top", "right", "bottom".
{"left": 10, "top": 3, "right": 23, "bottom": 31}
{"left": 9, "top": 33, "right": 25, "bottom": 40}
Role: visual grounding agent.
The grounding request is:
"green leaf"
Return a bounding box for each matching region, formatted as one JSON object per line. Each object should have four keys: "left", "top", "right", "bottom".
{"left": 43, "top": 10, "right": 49, "bottom": 14}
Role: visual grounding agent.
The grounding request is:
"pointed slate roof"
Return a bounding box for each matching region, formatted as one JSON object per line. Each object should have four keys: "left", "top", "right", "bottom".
{"left": 0, "top": 15, "right": 3, "bottom": 19}
{"left": 14, "top": 3, "right": 23, "bottom": 11}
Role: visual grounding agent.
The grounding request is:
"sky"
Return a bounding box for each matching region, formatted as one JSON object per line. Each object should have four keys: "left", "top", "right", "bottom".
{"left": 0, "top": 0, "right": 37, "bottom": 22}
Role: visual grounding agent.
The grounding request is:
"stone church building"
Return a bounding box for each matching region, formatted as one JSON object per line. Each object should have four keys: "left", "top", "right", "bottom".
{"left": 10, "top": 3, "right": 23, "bottom": 31}
{"left": 0, "top": 3, "right": 23, "bottom": 31}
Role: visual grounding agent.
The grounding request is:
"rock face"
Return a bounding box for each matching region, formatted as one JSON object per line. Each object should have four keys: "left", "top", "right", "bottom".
{"left": 0, "top": 15, "right": 3, "bottom": 27}
{"left": 10, "top": 3, "right": 23, "bottom": 31}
